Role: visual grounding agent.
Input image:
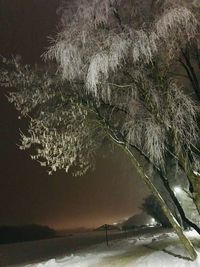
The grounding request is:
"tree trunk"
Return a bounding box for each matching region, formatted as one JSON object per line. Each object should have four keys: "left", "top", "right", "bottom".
{"left": 95, "top": 106, "right": 198, "bottom": 260}
{"left": 121, "top": 145, "right": 197, "bottom": 261}
{"left": 187, "top": 170, "right": 200, "bottom": 216}
{"left": 160, "top": 172, "right": 200, "bottom": 234}
{"left": 178, "top": 153, "right": 200, "bottom": 216}
{"left": 131, "top": 142, "right": 200, "bottom": 234}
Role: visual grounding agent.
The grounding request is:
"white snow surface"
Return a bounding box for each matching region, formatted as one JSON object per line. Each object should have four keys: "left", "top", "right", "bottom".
{"left": 25, "top": 231, "right": 200, "bottom": 267}
{"left": 193, "top": 170, "right": 200, "bottom": 176}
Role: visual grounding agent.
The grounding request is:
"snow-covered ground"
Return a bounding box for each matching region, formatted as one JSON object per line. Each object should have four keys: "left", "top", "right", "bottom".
{"left": 25, "top": 231, "right": 200, "bottom": 267}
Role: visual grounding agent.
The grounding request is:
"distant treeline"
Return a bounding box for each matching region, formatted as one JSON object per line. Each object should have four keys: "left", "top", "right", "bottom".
{"left": 0, "top": 224, "right": 56, "bottom": 244}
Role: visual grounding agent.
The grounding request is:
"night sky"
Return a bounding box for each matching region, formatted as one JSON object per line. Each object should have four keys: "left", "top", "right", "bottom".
{"left": 0, "top": 0, "right": 149, "bottom": 230}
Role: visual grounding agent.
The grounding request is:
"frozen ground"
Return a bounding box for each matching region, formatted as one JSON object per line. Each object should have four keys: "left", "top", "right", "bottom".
{"left": 0, "top": 227, "right": 162, "bottom": 266}
{"left": 24, "top": 231, "right": 200, "bottom": 267}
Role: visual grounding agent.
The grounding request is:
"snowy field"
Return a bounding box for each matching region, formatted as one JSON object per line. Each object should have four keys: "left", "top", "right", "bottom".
{"left": 1, "top": 229, "right": 200, "bottom": 267}
{"left": 24, "top": 231, "right": 200, "bottom": 267}
{"left": 0, "top": 229, "right": 136, "bottom": 266}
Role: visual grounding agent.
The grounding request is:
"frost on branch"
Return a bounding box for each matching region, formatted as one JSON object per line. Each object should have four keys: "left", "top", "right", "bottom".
{"left": 86, "top": 53, "right": 109, "bottom": 96}
{"left": 21, "top": 0, "right": 200, "bottom": 173}
{"left": 45, "top": 42, "right": 83, "bottom": 81}
{"left": 20, "top": 102, "right": 100, "bottom": 176}
{"left": 2, "top": 61, "right": 102, "bottom": 176}
{"left": 155, "top": 7, "right": 197, "bottom": 40}
{"left": 46, "top": 1, "right": 198, "bottom": 98}
{"left": 155, "top": 7, "right": 198, "bottom": 59}
{"left": 59, "top": 0, "right": 122, "bottom": 28}
{"left": 132, "top": 30, "right": 158, "bottom": 63}
{"left": 122, "top": 73, "right": 199, "bottom": 170}
{"left": 1, "top": 1, "right": 199, "bottom": 177}
{"left": 165, "top": 82, "right": 199, "bottom": 147}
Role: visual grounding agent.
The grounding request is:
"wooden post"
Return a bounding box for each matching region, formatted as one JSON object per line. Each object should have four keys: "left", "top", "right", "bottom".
{"left": 105, "top": 224, "right": 109, "bottom": 246}
{"left": 124, "top": 226, "right": 128, "bottom": 239}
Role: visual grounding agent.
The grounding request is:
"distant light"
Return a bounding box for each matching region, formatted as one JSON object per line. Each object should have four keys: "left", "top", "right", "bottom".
{"left": 151, "top": 218, "right": 155, "bottom": 224}
{"left": 174, "top": 186, "right": 181, "bottom": 194}
{"left": 113, "top": 222, "right": 117, "bottom": 225}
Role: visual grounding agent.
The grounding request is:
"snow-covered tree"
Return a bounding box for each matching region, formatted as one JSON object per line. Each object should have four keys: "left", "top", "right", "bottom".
{"left": 43, "top": 0, "right": 200, "bottom": 218}
{"left": 149, "top": 0, "right": 200, "bottom": 217}
{"left": 1, "top": 0, "right": 200, "bottom": 260}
